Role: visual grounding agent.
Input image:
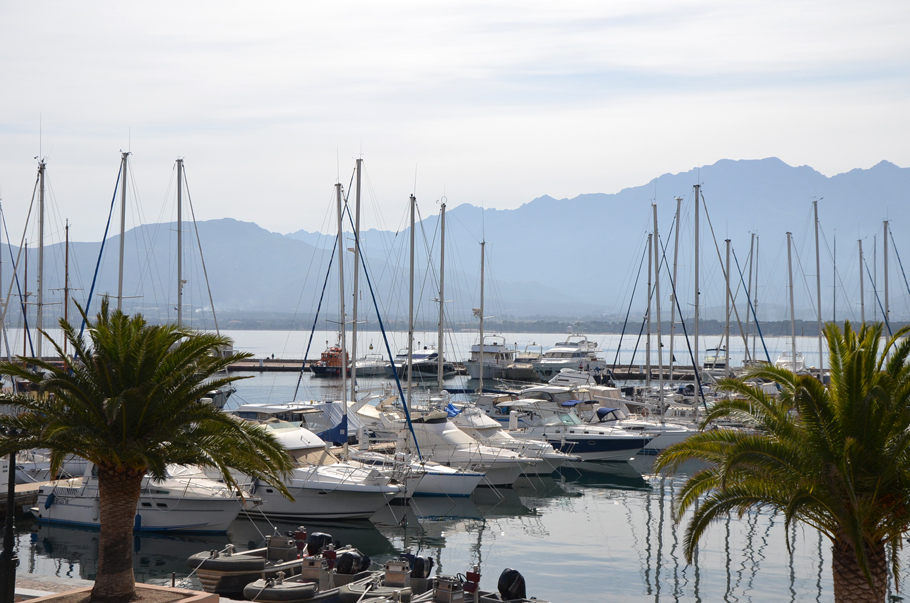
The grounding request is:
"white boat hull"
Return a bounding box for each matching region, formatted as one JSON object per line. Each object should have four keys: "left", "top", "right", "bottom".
{"left": 253, "top": 482, "right": 397, "bottom": 519}
{"left": 412, "top": 470, "right": 484, "bottom": 497}
{"left": 32, "top": 485, "right": 243, "bottom": 532}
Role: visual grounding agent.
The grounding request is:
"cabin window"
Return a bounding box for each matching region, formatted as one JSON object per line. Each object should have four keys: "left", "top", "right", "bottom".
{"left": 141, "top": 502, "right": 152, "bottom": 507}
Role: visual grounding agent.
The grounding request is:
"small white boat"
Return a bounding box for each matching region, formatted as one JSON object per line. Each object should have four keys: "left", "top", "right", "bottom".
{"left": 776, "top": 351, "right": 806, "bottom": 372}
{"left": 32, "top": 464, "right": 254, "bottom": 532}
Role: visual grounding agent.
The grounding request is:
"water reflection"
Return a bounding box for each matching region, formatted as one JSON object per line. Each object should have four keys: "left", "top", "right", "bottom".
{"left": 14, "top": 456, "right": 892, "bottom": 601}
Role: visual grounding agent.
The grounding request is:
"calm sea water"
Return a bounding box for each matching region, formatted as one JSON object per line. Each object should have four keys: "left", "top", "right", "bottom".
{"left": 11, "top": 331, "right": 910, "bottom": 601}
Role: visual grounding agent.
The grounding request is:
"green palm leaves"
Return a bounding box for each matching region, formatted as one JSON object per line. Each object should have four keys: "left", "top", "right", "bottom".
{"left": 0, "top": 297, "right": 293, "bottom": 495}
{"left": 655, "top": 322, "right": 910, "bottom": 594}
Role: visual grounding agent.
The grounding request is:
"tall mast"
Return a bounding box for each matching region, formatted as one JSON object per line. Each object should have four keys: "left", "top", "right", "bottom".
{"left": 752, "top": 235, "right": 759, "bottom": 360}
{"left": 63, "top": 221, "right": 70, "bottom": 356}
{"left": 669, "top": 197, "right": 681, "bottom": 384}
{"left": 873, "top": 236, "right": 877, "bottom": 321}
{"left": 117, "top": 152, "right": 129, "bottom": 312}
{"left": 335, "top": 182, "right": 348, "bottom": 459}
{"left": 859, "top": 239, "right": 865, "bottom": 323}
{"left": 437, "top": 200, "right": 446, "bottom": 391}
{"left": 478, "top": 241, "right": 486, "bottom": 394}
{"left": 833, "top": 232, "right": 837, "bottom": 323}
{"left": 36, "top": 160, "right": 46, "bottom": 360}
{"left": 350, "top": 158, "right": 362, "bottom": 404}
{"left": 814, "top": 201, "right": 823, "bottom": 379}
{"left": 23, "top": 241, "right": 28, "bottom": 358}
{"left": 745, "top": 233, "right": 754, "bottom": 362}
{"left": 884, "top": 220, "right": 889, "bottom": 326}
{"left": 787, "top": 232, "right": 797, "bottom": 369}
{"left": 176, "top": 158, "right": 184, "bottom": 326}
{"left": 645, "top": 233, "right": 652, "bottom": 388}
{"left": 692, "top": 184, "right": 701, "bottom": 374}
{"left": 652, "top": 204, "right": 663, "bottom": 414}
{"left": 724, "top": 239, "right": 731, "bottom": 377}
{"left": 407, "top": 194, "right": 416, "bottom": 413}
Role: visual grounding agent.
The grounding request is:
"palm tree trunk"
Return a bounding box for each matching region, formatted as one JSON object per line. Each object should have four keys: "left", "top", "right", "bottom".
{"left": 91, "top": 466, "right": 145, "bottom": 603}
{"left": 832, "top": 538, "right": 887, "bottom": 603}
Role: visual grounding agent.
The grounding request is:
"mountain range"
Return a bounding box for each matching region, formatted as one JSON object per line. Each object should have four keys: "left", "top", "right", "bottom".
{"left": 5, "top": 157, "right": 909, "bottom": 332}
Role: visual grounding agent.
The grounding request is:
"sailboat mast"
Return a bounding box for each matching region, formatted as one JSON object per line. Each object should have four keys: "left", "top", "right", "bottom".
{"left": 745, "top": 233, "right": 754, "bottom": 362}
{"left": 814, "top": 201, "right": 823, "bottom": 379}
{"left": 669, "top": 196, "right": 681, "bottom": 384}
{"left": 884, "top": 220, "right": 889, "bottom": 325}
{"left": 652, "top": 204, "right": 663, "bottom": 412}
{"left": 23, "top": 241, "right": 27, "bottom": 358}
{"left": 407, "top": 194, "right": 416, "bottom": 413}
{"left": 645, "top": 233, "right": 652, "bottom": 388}
{"left": 437, "top": 200, "right": 446, "bottom": 391}
{"left": 350, "top": 158, "right": 362, "bottom": 404}
{"left": 117, "top": 152, "right": 129, "bottom": 312}
{"left": 36, "top": 160, "right": 46, "bottom": 361}
{"left": 478, "top": 241, "right": 485, "bottom": 394}
{"left": 64, "top": 220, "right": 70, "bottom": 356}
{"left": 176, "top": 158, "right": 184, "bottom": 326}
{"left": 833, "top": 232, "right": 837, "bottom": 323}
{"left": 753, "top": 235, "right": 759, "bottom": 360}
{"left": 724, "top": 239, "right": 731, "bottom": 377}
{"left": 692, "top": 184, "right": 701, "bottom": 374}
{"left": 859, "top": 239, "right": 865, "bottom": 323}
{"left": 787, "top": 232, "right": 797, "bottom": 368}
{"left": 335, "top": 182, "right": 349, "bottom": 459}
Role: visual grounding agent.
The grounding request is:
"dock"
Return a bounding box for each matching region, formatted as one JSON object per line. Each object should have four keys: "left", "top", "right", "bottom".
{"left": 0, "top": 482, "right": 42, "bottom": 515}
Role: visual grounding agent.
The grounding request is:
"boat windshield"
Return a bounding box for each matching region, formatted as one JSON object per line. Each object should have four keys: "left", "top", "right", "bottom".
{"left": 559, "top": 413, "right": 582, "bottom": 425}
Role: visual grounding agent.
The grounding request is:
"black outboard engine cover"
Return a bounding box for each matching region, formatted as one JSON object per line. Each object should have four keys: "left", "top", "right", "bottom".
{"left": 409, "top": 555, "right": 433, "bottom": 579}
{"left": 306, "top": 532, "right": 333, "bottom": 556}
{"left": 498, "top": 568, "right": 526, "bottom": 601}
{"left": 336, "top": 549, "right": 371, "bottom": 575}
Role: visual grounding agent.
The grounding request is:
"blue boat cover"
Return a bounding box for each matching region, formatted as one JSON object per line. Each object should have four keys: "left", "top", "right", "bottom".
{"left": 560, "top": 400, "right": 586, "bottom": 407}
{"left": 318, "top": 415, "right": 348, "bottom": 446}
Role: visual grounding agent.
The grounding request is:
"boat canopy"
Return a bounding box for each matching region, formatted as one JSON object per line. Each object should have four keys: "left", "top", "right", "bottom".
{"left": 595, "top": 407, "right": 620, "bottom": 419}
{"left": 560, "top": 400, "right": 586, "bottom": 407}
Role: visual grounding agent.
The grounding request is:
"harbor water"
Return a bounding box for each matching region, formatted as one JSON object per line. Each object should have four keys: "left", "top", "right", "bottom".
{"left": 11, "top": 331, "right": 910, "bottom": 601}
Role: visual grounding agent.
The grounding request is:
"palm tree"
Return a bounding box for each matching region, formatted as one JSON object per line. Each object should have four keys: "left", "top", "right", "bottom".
{"left": 655, "top": 321, "right": 910, "bottom": 603}
{"left": 0, "top": 300, "right": 294, "bottom": 603}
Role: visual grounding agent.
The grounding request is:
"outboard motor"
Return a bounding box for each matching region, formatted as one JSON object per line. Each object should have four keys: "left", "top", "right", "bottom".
{"left": 335, "top": 548, "right": 371, "bottom": 575}
{"left": 306, "top": 532, "right": 334, "bottom": 556}
{"left": 401, "top": 553, "right": 434, "bottom": 579}
{"left": 497, "top": 568, "right": 526, "bottom": 601}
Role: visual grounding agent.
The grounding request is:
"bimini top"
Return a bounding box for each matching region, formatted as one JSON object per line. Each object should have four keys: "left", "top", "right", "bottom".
{"left": 559, "top": 400, "right": 587, "bottom": 407}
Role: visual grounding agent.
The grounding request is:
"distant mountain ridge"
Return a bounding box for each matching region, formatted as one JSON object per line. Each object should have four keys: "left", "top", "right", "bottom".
{"left": 7, "top": 158, "right": 908, "bottom": 329}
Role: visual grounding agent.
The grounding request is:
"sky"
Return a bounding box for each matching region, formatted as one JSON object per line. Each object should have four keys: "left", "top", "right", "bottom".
{"left": 1, "top": 0, "right": 908, "bottom": 243}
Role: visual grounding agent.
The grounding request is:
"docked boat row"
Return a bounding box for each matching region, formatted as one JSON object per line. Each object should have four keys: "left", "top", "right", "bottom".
{"left": 188, "top": 527, "right": 548, "bottom": 603}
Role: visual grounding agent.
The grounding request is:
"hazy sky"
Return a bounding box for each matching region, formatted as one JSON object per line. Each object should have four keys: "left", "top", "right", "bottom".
{"left": 1, "top": 1, "right": 908, "bottom": 242}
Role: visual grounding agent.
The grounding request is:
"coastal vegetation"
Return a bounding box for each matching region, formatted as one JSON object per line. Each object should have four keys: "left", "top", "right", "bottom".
{"left": 0, "top": 299, "right": 295, "bottom": 603}
{"left": 656, "top": 322, "right": 910, "bottom": 602}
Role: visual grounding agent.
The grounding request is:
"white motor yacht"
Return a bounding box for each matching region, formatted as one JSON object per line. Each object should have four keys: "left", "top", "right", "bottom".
{"left": 352, "top": 353, "right": 390, "bottom": 376}
{"left": 494, "top": 399, "right": 653, "bottom": 461}
{"left": 348, "top": 450, "right": 484, "bottom": 498}
{"left": 31, "top": 463, "right": 254, "bottom": 532}
{"left": 449, "top": 405, "right": 579, "bottom": 473}
{"left": 587, "top": 407, "right": 699, "bottom": 454}
{"left": 534, "top": 335, "right": 606, "bottom": 381}
{"left": 464, "top": 335, "right": 517, "bottom": 380}
{"left": 384, "top": 347, "right": 456, "bottom": 380}
{"left": 230, "top": 420, "right": 402, "bottom": 520}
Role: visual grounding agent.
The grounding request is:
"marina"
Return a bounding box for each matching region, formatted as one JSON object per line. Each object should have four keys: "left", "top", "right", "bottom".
{"left": 5, "top": 339, "right": 907, "bottom": 602}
